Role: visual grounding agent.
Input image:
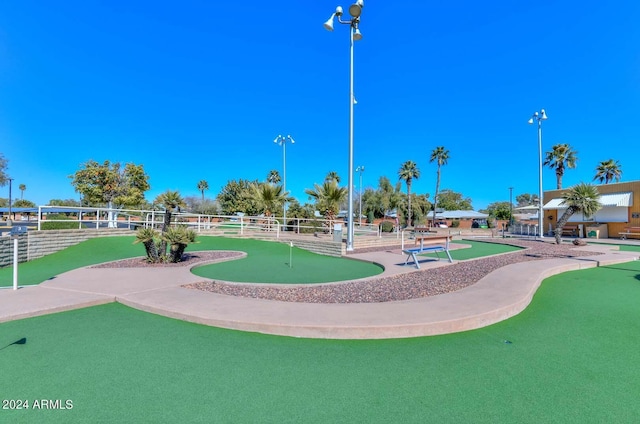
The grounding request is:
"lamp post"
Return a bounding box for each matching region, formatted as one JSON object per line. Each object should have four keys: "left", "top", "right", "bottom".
{"left": 274, "top": 134, "right": 295, "bottom": 231}
{"left": 324, "top": 0, "right": 363, "bottom": 252}
{"left": 7, "top": 177, "right": 13, "bottom": 226}
{"left": 508, "top": 186, "right": 514, "bottom": 227}
{"left": 355, "top": 165, "right": 365, "bottom": 226}
{"left": 528, "top": 109, "right": 548, "bottom": 239}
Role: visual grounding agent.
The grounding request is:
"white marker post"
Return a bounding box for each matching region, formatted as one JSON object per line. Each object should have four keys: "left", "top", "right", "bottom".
{"left": 289, "top": 241, "right": 293, "bottom": 268}
{"left": 13, "top": 237, "right": 18, "bottom": 290}
{"left": 10, "top": 226, "right": 27, "bottom": 290}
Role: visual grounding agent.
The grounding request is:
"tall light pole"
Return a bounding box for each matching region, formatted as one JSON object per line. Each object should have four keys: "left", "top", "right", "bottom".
{"left": 528, "top": 109, "right": 548, "bottom": 239}
{"left": 356, "top": 165, "right": 365, "bottom": 226}
{"left": 274, "top": 134, "right": 295, "bottom": 231}
{"left": 7, "top": 177, "right": 13, "bottom": 226}
{"left": 324, "top": 0, "right": 363, "bottom": 252}
{"left": 508, "top": 186, "right": 514, "bottom": 227}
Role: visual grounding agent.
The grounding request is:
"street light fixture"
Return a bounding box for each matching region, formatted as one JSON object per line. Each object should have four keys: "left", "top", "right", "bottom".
{"left": 324, "top": 0, "right": 364, "bottom": 252}
{"left": 273, "top": 134, "right": 295, "bottom": 231}
{"left": 355, "top": 166, "right": 365, "bottom": 226}
{"left": 528, "top": 109, "right": 548, "bottom": 239}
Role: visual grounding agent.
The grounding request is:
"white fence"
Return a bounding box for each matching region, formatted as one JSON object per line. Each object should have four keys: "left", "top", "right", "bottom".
{"left": 35, "top": 206, "right": 388, "bottom": 239}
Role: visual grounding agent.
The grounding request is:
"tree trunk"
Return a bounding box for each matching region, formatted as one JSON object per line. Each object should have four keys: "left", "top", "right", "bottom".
{"left": 432, "top": 167, "right": 441, "bottom": 225}
{"left": 407, "top": 181, "right": 412, "bottom": 228}
{"left": 556, "top": 168, "right": 563, "bottom": 189}
{"left": 158, "top": 209, "right": 173, "bottom": 259}
{"left": 143, "top": 240, "right": 159, "bottom": 262}
{"left": 554, "top": 206, "right": 576, "bottom": 244}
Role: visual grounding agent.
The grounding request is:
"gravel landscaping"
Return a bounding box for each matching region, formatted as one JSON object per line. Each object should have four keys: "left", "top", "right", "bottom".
{"left": 183, "top": 239, "right": 604, "bottom": 304}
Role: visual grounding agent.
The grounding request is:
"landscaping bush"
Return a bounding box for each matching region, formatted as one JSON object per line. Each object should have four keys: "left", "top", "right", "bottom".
{"left": 380, "top": 221, "right": 395, "bottom": 232}
{"left": 450, "top": 220, "right": 460, "bottom": 228}
{"left": 41, "top": 221, "right": 80, "bottom": 230}
{"left": 367, "top": 211, "right": 374, "bottom": 224}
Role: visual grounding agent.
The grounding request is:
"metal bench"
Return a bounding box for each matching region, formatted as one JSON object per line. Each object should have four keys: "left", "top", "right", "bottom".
{"left": 402, "top": 236, "right": 453, "bottom": 269}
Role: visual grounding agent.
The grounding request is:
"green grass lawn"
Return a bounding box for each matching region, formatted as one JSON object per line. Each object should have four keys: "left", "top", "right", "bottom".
{"left": 420, "top": 239, "right": 522, "bottom": 261}
{"left": 2, "top": 260, "right": 640, "bottom": 422}
{"left": 191, "top": 237, "right": 382, "bottom": 283}
{"left": 0, "top": 236, "right": 382, "bottom": 287}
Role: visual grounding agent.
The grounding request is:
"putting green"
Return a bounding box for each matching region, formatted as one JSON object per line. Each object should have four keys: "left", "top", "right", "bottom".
{"left": 1, "top": 260, "right": 639, "bottom": 422}
{"left": 191, "top": 237, "right": 382, "bottom": 283}
{"left": 420, "top": 239, "right": 522, "bottom": 260}
{"left": 0, "top": 235, "right": 382, "bottom": 287}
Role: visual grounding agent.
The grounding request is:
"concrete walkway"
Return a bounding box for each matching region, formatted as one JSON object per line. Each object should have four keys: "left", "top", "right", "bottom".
{"left": 0, "top": 242, "right": 637, "bottom": 339}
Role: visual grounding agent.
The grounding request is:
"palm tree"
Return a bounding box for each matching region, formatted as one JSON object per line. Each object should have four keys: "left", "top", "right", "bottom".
{"left": 305, "top": 180, "right": 348, "bottom": 223}
{"left": 554, "top": 183, "right": 601, "bottom": 244}
{"left": 266, "top": 170, "right": 281, "bottom": 185}
{"left": 593, "top": 159, "right": 622, "bottom": 184}
{"left": 162, "top": 226, "right": 197, "bottom": 263}
{"left": 18, "top": 184, "right": 26, "bottom": 200}
{"left": 325, "top": 171, "right": 341, "bottom": 184}
{"left": 197, "top": 180, "right": 209, "bottom": 202}
{"left": 155, "top": 190, "right": 186, "bottom": 258}
{"left": 544, "top": 144, "right": 578, "bottom": 189}
{"left": 251, "top": 182, "right": 289, "bottom": 229}
{"left": 430, "top": 146, "right": 450, "bottom": 225}
{"left": 398, "top": 160, "right": 420, "bottom": 227}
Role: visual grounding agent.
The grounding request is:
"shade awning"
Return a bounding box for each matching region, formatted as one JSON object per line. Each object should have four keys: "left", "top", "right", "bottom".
{"left": 543, "top": 192, "right": 632, "bottom": 210}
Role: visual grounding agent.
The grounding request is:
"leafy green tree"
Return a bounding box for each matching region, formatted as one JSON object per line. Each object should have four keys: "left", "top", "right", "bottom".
{"left": 13, "top": 199, "right": 35, "bottom": 208}
{"left": 216, "top": 179, "right": 260, "bottom": 215}
{"left": 197, "top": 180, "right": 209, "bottom": 202}
{"left": 362, "top": 177, "right": 403, "bottom": 220}
{"left": 0, "top": 153, "right": 8, "bottom": 187}
{"left": 554, "top": 183, "right": 601, "bottom": 244}
{"left": 70, "top": 160, "right": 150, "bottom": 226}
{"left": 48, "top": 198, "right": 82, "bottom": 206}
{"left": 515, "top": 193, "right": 539, "bottom": 207}
{"left": 593, "top": 159, "right": 623, "bottom": 184}
{"left": 305, "top": 180, "right": 347, "bottom": 222}
{"left": 286, "top": 199, "right": 314, "bottom": 219}
{"left": 398, "top": 160, "right": 420, "bottom": 227}
{"left": 267, "top": 170, "right": 281, "bottom": 185}
{"left": 0, "top": 198, "right": 8, "bottom": 207}
{"left": 430, "top": 146, "right": 450, "bottom": 224}
{"left": 544, "top": 143, "right": 578, "bottom": 189}
{"left": 18, "top": 184, "right": 26, "bottom": 199}
{"left": 436, "top": 189, "right": 473, "bottom": 211}
{"left": 482, "top": 201, "right": 512, "bottom": 220}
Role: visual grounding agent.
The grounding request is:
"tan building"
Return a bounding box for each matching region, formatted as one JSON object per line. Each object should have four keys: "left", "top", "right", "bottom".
{"left": 543, "top": 180, "right": 640, "bottom": 239}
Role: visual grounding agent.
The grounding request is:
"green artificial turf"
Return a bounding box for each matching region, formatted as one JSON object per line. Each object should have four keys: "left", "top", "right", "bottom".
{"left": 2, "top": 260, "right": 640, "bottom": 422}
{"left": 0, "top": 235, "right": 382, "bottom": 287}
{"left": 0, "top": 237, "right": 140, "bottom": 287}
{"left": 619, "top": 244, "right": 640, "bottom": 252}
{"left": 191, "top": 237, "right": 382, "bottom": 283}
{"left": 420, "top": 239, "right": 522, "bottom": 261}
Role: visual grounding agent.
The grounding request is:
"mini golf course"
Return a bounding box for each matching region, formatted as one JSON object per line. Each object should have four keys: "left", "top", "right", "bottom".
{"left": 0, "top": 236, "right": 383, "bottom": 287}
{"left": 1, "top": 260, "right": 639, "bottom": 422}
{"left": 420, "top": 239, "right": 523, "bottom": 261}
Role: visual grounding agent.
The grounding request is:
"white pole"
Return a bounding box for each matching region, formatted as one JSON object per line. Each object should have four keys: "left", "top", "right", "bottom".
{"left": 538, "top": 119, "right": 544, "bottom": 238}
{"left": 13, "top": 237, "right": 18, "bottom": 290}
{"left": 346, "top": 25, "right": 355, "bottom": 251}
{"left": 289, "top": 241, "right": 293, "bottom": 268}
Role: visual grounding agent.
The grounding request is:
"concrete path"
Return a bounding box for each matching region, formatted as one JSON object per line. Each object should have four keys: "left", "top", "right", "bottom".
{"left": 0, "top": 243, "right": 637, "bottom": 339}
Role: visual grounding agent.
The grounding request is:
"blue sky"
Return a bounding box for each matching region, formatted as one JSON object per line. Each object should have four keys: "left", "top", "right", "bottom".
{"left": 1, "top": 1, "right": 639, "bottom": 210}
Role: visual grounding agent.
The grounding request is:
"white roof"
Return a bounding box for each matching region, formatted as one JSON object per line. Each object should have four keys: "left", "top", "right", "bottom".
{"left": 543, "top": 192, "right": 632, "bottom": 210}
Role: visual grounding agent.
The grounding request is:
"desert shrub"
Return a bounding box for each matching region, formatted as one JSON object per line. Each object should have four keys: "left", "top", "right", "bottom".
{"left": 450, "top": 220, "right": 460, "bottom": 228}
{"left": 41, "top": 221, "right": 80, "bottom": 230}
{"left": 380, "top": 221, "right": 395, "bottom": 232}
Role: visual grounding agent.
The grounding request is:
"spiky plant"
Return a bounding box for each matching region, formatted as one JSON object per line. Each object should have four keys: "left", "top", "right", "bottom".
{"left": 134, "top": 227, "right": 160, "bottom": 262}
